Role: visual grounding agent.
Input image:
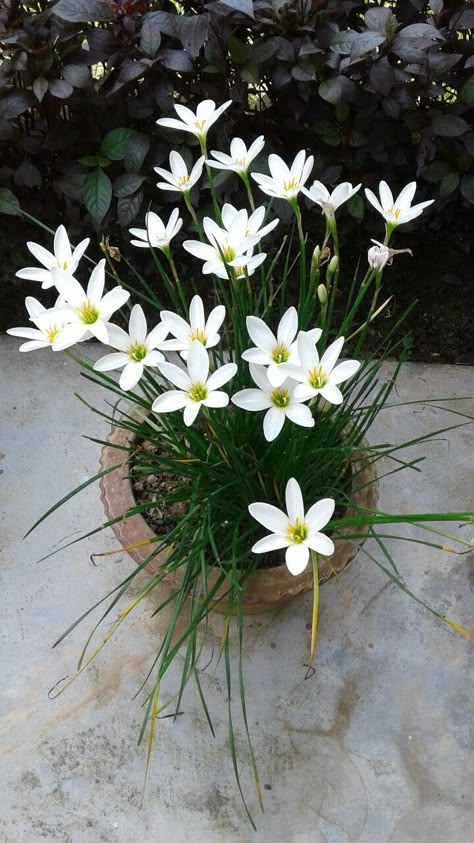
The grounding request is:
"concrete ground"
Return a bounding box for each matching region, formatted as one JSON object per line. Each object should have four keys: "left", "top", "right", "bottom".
{"left": 1, "top": 336, "right": 473, "bottom": 843}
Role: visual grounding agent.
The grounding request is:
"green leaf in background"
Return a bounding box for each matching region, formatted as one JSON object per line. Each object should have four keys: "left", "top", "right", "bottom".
{"left": 79, "top": 155, "right": 111, "bottom": 168}
{"left": 431, "top": 114, "right": 469, "bottom": 137}
{"left": 113, "top": 173, "right": 147, "bottom": 198}
{"left": 117, "top": 190, "right": 144, "bottom": 226}
{"left": 439, "top": 173, "right": 460, "bottom": 198}
{"left": 460, "top": 174, "right": 474, "bottom": 204}
{"left": 100, "top": 128, "right": 137, "bottom": 161}
{"left": 124, "top": 132, "right": 151, "bottom": 173}
{"left": 0, "top": 187, "right": 21, "bottom": 216}
{"left": 83, "top": 168, "right": 112, "bottom": 222}
{"left": 347, "top": 193, "right": 364, "bottom": 220}
{"left": 459, "top": 78, "right": 474, "bottom": 106}
{"left": 53, "top": 0, "right": 114, "bottom": 23}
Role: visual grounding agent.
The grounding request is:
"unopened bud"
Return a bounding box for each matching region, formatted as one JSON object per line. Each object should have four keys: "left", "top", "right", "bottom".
{"left": 311, "top": 245, "right": 321, "bottom": 274}
{"left": 327, "top": 255, "right": 339, "bottom": 278}
{"left": 317, "top": 284, "right": 327, "bottom": 305}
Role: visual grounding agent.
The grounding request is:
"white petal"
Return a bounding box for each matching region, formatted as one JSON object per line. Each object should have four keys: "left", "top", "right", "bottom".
{"left": 285, "top": 403, "right": 314, "bottom": 428}
{"left": 119, "top": 362, "right": 143, "bottom": 391}
{"left": 328, "top": 359, "right": 360, "bottom": 385}
{"left": 7, "top": 326, "right": 44, "bottom": 340}
{"left": 54, "top": 225, "right": 72, "bottom": 264}
{"left": 320, "top": 336, "right": 344, "bottom": 375}
{"left": 306, "top": 533, "right": 335, "bottom": 556}
{"left": 285, "top": 478, "right": 304, "bottom": 523}
{"left": 159, "top": 361, "right": 191, "bottom": 390}
{"left": 18, "top": 340, "right": 49, "bottom": 352}
{"left": 52, "top": 322, "right": 88, "bottom": 350}
{"left": 52, "top": 271, "right": 86, "bottom": 307}
{"left": 320, "top": 383, "right": 343, "bottom": 405}
{"left": 267, "top": 363, "right": 287, "bottom": 387}
{"left": 205, "top": 305, "right": 225, "bottom": 339}
{"left": 88, "top": 318, "right": 109, "bottom": 345}
{"left": 379, "top": 180, "right": 394, "bottom": 211}
{"left": 152, "top": 390, "right": 188, "bottom": 413}
{"left": 106, "top": 323, "right": 131, "bottom": 351}
{"left": 277, "top": 307, "right": 298, "bottom": 346}
{"left": 248, "top": 502, "right": 288, "bottom": 533}
{"left": 183, "top": 402, "right": 202, "bottom": 426}
{"left": 242, "top": 348, "right": 271, "bottom": 366}
{"left": 26, "top": 242, "right": 55, "bottom": 269}
{"left": 203, "top": 391, "right": 229, "bottom": 408}
{"left": 297, "top": 332, "right": 319, "bottom": 371}
{"left": 395, "top": 181, "right": 417, "bottom": 211}
{"left": 187, "top": 340, "right": 209, "bottom": 384}
{"left": 206, "top": 362, "right": 237, "bottom": 391}
{"left": 146, "top": 322, "right": 169, "bottom": 349}
{"left": 232, "top": 389, "right": 272, "bottom": 411}
{"left": 285, "top": 544, "right": 309, "bottom": 575}
{"left": 93, "top": 352, "right": 129, "bottom": 372}
{"left": 143, "top": 350, "right": 164, "bottom": 367}
{"left": 71, "top": 237, "right": 90, "bottom": 268}
{"left": 189, "top": 295, "right": 205, "bottom": 331}
{"left": 16, "top": 267, "right": 55, "bottom": 286}
{"left": 249, "top": 363, "right": 272, "bottom": 392}
{"left": 160, "top": 311, "right": 191, "bottom": 341}
{"left": 306, "top": 498, "right": 335, "bottom": 532}
{"left": 129, "top": 304, "right": 147, "bottom": 342}
{"left": 263, "top": 407, "right": 285, "bottom": 441}
{"left": 87, "top": 259, "right": 105, "bottom": 302}
{"left": 251, "top": 535, "right": 289, "bottom": 554}
{"left": 364, "top": 188, "right": 385, "bottom": 217}
{"left": 99, "top": 287, "right": 130, "bottom": 318}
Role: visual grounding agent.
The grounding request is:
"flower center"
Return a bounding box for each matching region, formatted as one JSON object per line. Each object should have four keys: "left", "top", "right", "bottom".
{"left": 272, "top": 343, "right": 290, "bottom": 364}
{"left": 221, "top": 245, "right": 236, "bottom": 263}
{"left": 235, "top": 157, "right": 247, "bottom": 167}
{"left": 308, "top": 366, "right": 326, "bottom": 389}
{"left": 79, "top": 301, "right": 99, "bottom": 324}
{"left": 232, "top": 266, "right": 245, "bottom": 278}
{"left": 188, "top": 382, "right": 208, "bottom": 403}
{"left": 283, "top": 178, "right": 298, "bottom": 193}
{"left": 286, "top": 518, "right": 307, "bottom": 544}
{"left": 388, "top": 206, "right": 401, "bottom": 219}
{"left": 189, "top": 328, "right": 206, "bottom": 344}
{"left": 177, "top": 175, "right": 190, "bottom": 188}
{"left": 128, "top": 341, "right": 148, "bottom": 362}
{"left": 58, "top": 260, "right": 68, "bottom": 270}
{"left": 194, "top": 119, "right": 207, "bottom": 131}
{"left": 46, "top": 325, "right": 59, "bottom": 343}
{"left": 270, "top": 388, "right": 290, "bottom": 408}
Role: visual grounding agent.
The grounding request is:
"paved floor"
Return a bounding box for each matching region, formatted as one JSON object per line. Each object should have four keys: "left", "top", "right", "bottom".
{"left": 1, "top": 336, "right": 473, "bottom": 843}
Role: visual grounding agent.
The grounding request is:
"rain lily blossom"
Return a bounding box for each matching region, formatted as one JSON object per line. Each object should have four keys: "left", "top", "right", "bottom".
{"left": 153, "top": 341, "right": 237, "bottom": 426}
{"left": 207, "top": 136, "right": 265, "bottom": 176}
{"left": 251, "top": 150, "right": 314, "bottom": 202}
{"left": 242, "top": 307, "right": 322, "bottom": 387}
{"left": 38, "top": 259, "right": 130, "bottom": 349}
{"left": 16, "top": 224, "right": 90, "bottom": 289}
{"left": 365, "top": 181, "right": 434, "bottom": 230}
{"left": 93, "top": 305, "right": 169, "bottom": 391}
{"left": 129, "top": 209, "right": 182, "bottom": 251}
{"left": 249, "top": 478, "right": 335, "bottom": 575}
{"left": 231, "top": 364, "right": 315, "bottom": 442}
{"left": 160, "top": 295, "right": 225, "bottom": 360}
{"left": 156, "top": 99, "right": 232, "bottom": 146}
{"left": 220, "top": 203, "right": 279, "bottom": 242}
{"left": 280, "top": 333, "right": 361, "bottom": 405}
{"left": 154, "top": 152, "right": 205, "bottom": 194}
{"left": 368, "top": 239, "right": 391, "bottom": 271}
{"left": 6, "top": 296, "right": 70, "bottom": 352}
{"left": 302, "top": 181, "right": 361, "bottom": 219}
{"left": 183, "top": 211, "right": 266, "bottom": 280}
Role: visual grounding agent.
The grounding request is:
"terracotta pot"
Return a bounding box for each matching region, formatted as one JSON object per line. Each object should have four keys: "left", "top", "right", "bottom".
{"left": 99, "top": 420, "right": 378, "bottom": 614}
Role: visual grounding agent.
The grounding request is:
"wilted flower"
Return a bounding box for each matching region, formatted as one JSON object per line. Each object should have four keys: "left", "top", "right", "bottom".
{"left": 232, "top": 364, "right": 314, "bottom": 442}
{"left": 242, "top": 307, "right": 321, "bottom": 388}
{"left": 302, "top": 181, "right": 361, "bottom": 217}
{"left": 93, "top": 305, "right": 168, "bottom": 391}
{"left": 280, "top": 333, "right": 360, "bottom": 405}
{"left": 249, "top": 477, "right": 335, "bottom": 575}
{"left": 153, "top": 341, "right": 237, "bottom": 426}
{"left": 16, "top": 225, "right": 90, "bottom": 290}
{"left": 368, "top": 239, "right": 391, "bottom": 270}
{"left": 6, "top": 296, "right": 69, "bottom": 352}
{"left": 156, "top": 99, "right": 232, "bottom": 143}
{"left": 251, "top": 151, "right": 314, "bottom": 201}
{"left": 129, "top": 209, "right": 183, "bottom": 251}
{"left": 160, "top": 295, "right": 226, "bottom": 359}
{"left": 38, "top": 259, "right": 130, "bottom": 349}
{"left": 154, "top": 152, "right": 205, "bottom": 195}
{"left": 365, "top": 181, "right": 434, "bottom": 228}
{"left": 207, "top": 136, "right": 265, "bottom": 176}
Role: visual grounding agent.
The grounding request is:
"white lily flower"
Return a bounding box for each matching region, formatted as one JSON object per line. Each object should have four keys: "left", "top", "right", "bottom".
{"left": 129, "top": 209, "right": 183, "bottom": 250}
{"left": 368, "top": 239, "right": 391, "bottom": 270}
{"left": 242, "top": 307, "right": 322, "bottom": 387}
{"left": 206, "top": 136, "right": 265, "bottom": 175}
{"left": 36, "top": 259, "right": 130, "bottom": 350}
{"left": 221, "top": 203, "right": 279, "bottom": 241}
{"left": 6, "top": 296, "right": 70, "bottom": 352}
{"left": 156, "top": 99, "right": 232, "bottom": 142}
{"left": 302, "top": 180, "right": 361, "bottom": 217}
{"left": 364, "top": 181, "right": 434, "bottom": 228}
{"left": 16, "top": 224, "right": 90, "bottom": 289}
{"left": 251, "top": 150, "right": 314, "bottom": 201}
{"left": 280, "top": 333, "right": 360, "bottom": 405}
{"left": 153, "top": 341, "right": 237, "bottom": 427}
{"left": 160, "top": 295, "right": 225, "bottom": 360}
{"left": 93, "top": 305, "right": 169, "bottom": 391}
{"left": 249, "top": 477, "right": 335, "bottom": 575}
{"left": 232, "top": 364, "right": 314, "bottom": 442}
{"left": 154, "top": 152, "right": 205, "bottom": 194}
{"left": 183, "top": 211, "right": 266, "bottom": 280}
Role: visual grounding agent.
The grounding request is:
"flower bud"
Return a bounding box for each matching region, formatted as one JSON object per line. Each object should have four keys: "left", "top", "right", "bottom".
{"left": 368, "top": 240, "right": 390, "bottom": 271}
{"left": 327, "top": 255, "right": 339, "bottom": 279}
{"left": 310, "top": 245, "right": 321, "bottom": 274}
{"left": 317, "top": 284, "right": 327, "bottom": 305}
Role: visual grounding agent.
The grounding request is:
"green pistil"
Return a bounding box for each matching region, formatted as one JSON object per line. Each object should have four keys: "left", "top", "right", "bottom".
{"left": 286, "top": 518, "right": 307, "bottom": 544}
{"left": 79, "top": 301, "right": 99, "bottom": 325}
{"left": 128, "top": 342, "right": 147, "bottom": 362}
{"left": 270, "top": 388, "right": 290, "bottom": 408}
{"left": 308, "top": 366, "right": 326, "bottom": 390}
{"left": 188, "top": 382, "right": 208, "bottom": 403}
{"left": 272, "top": 343, "right": 290, "bottom": 364}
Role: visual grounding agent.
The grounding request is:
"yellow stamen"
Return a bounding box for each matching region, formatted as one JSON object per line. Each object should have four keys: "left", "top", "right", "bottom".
{"left": 189, "top": 329, "right": 206, "bottom": 344}
{"left": 79, "top": 301, "right": 99, "bottom": 324}
{"left": 177, "top": 175, "right": 190, "bottom": 188}
{"left": 127, "top": 341, "right": 147, "bottom": 362}
{"left": 188, "top": 382, "right": 208, "bottom": 402}
{"left": 283, "top": 178, "right": 298, "bottom": 193}
{"left": 286, "top": 518, "right": 307, "bottom": 544}
{"left": 272, "top": 343, "right": 290, "bottom": 364}
{"left": 221, "top": 245, "right": 236, "bottom": 263}
{"left": 235, "top": 157, "right": 247, "bottom": 167}
{"left": 46, "top": 325, "right": 59, "bottom": 343}
{"left": 308, "top": 366, "right": 326, "bottom": 389}
{"left": 194, "top": 119, "right": 207, "bottom": 131}
{"left": 270, "top": 388, "right": 290, "bottom": 408}
{"left": 388, "top": 206, "right": 401, "bottom": 219}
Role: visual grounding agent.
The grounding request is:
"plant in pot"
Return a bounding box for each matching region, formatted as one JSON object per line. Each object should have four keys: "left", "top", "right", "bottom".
{"left": 8, "top": 100, "right": 473, "bottom": 828}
